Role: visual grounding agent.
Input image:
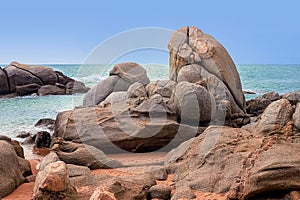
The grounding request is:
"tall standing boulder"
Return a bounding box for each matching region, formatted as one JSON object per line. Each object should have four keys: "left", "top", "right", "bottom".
{"left": 168, "top": 26, "right": 248, "bottom": 127}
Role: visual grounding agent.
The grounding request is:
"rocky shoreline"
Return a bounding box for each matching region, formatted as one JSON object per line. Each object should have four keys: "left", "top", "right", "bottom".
{"left": 1, "top": 26, "right": 299, "bottom": 200}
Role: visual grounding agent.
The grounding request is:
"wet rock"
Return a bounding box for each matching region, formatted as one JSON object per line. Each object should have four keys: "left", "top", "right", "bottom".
{"left": 34, "top": 131, "right": 51, "bottom": 148}
{"left": 16, "top": 83, "right": 41, "bottom": 96}
{"left": 65, "top": 81, "right": 90, "bottom": 94}
{"left": 37, "top": 85, "right": 66, "bottom": 96}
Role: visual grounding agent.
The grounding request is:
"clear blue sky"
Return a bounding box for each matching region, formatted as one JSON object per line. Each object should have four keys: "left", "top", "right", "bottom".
{"left": 1, "top": 0, "right": 299, "bottom": 64}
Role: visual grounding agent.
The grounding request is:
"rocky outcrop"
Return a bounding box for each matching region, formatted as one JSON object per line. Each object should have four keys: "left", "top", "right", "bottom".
{"left": 168, "top": 27, "right": 248, "bottom": 127}
{"left": 0, "top": 136, "right": 32, "bottom": 198}
{"left": 53, "top": 105, "right": 204, "bottom": 153}
{"left": 0, "top": 61, "right": 89, "bottom": 97}
{"left": 83, "top": 62, "right": 150, "bottom": 106}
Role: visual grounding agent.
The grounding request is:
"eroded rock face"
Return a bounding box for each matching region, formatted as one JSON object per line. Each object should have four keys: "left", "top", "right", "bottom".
{"left": 0, "top": 137, "right": 32, "bottom": 198}
{"left": 168, "top": 27, "right": 247, "bottom": 127}
{"left": 168, "top": 26, "right": 245, "bottom": 111}
{"left": 0, "top": 62, "right": 89, "bottom": 97}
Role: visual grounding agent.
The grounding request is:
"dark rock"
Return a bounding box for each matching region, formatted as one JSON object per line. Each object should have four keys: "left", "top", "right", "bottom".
{"left": 55, "top": 71, "right": 74, "bottom": 85}
{"left": 246, "top": 98, "right": 272, "bottom": 116}
{"left": 16, "top": 131, "right": 31, "bottom": 138}
{"left": 262, "top": 92, "right": 280, "bottom": 101}
{"left": 65, "top": 81, "right": 90, "bottom": 94}
{"left": 34, "top": 131, "right": 51, "bottom": 148}
{"left": 148, "top": 185, "right": 172, "bottom": 200}
{"left": 0, "top": 67, "right": 10, "bottom": 95}
{"left": 243, "top": 90, "right": 256, "bottom": 94}
{"left": 16, "top": 83, "right": 41, "bottom": 96}
{"left": 37, "top": 85, "right": 66, "bottom": 96}
{"left": 34, "top": 118, "right": 55, "bottom": 130}
{"left": 281, "top": 91, "right": 300, "bottom": 105}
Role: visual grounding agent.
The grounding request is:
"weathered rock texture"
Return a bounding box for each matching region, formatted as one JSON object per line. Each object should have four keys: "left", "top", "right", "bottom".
{"left": 0, "top": 136, "right": 32, "bottom": 198}
{"left": 168, "top": 26, "right": 248, "bottom": 127}
{"left": 0, "top": 61, "right": 89, "bottom": 97}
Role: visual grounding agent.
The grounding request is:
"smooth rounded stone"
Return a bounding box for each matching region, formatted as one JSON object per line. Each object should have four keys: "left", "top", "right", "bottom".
{"left": 39, "top": 151, "right": 60, "bottom": 171}
{"left": 172, "top": 81, "right": 212, "bottom": 125}
{"left": 4, "top": 65, "right": 43, "bottom": 86}
{"left": 109, "top": 62, "right": 150, "bottom": 86}
{"left": 16, "top": 83, "right": 41, "bottom": 96}
{"left": 254, "top": 99, "right": 294, "bottom": 135}
{"left": 33, "top": 161, "right": 77, "bottom": 200}
{"left": 65, "top": 81, "right": 90, "bottom": 94}
{"left": 168, "top": 26, "right": 245, "bottom": 111}
{"left": 126, "top": 82, "right": 147, "bottom": 99}
{"left": 0, "top": 135, "right": 25, "bottom": 158}
{"left": 83, "top": 75, "right": 120, "bottom": 106}
{"left": 177, "top": 64, "right": 203, "bottom": 83}
{"left": 3, "top": 66, "right": 16, "bottom": 93}
{"left": 0, "top": 67, "right": 10, "bottom": 95}
{"left": 146, "top": 80, "right": 177, "bottom": 98}
{"left": 242, "top": 143, "right": 300, "bottom": 199}
{"left": 281, "top": 91, "right": 300, "bottom": 105}
{"left": 148, "top": 185, "right": 171, "bottom": 199}
{"left": 55, "top": 71, "right": 75, "bottom": 85}
{"left": 262, "top": 92, "right": 280, "bottom": 101}
{"left": 0, "top": 140, "right": 32, "bottom": 198}
{"left": 34, "top": 131, "right": 51, "bottom": 148}
{"left": 293, "top": 103, "right": 300, "bottom": 130}
{"left": 37, "top": 85, "right": 66, "bottom": 96}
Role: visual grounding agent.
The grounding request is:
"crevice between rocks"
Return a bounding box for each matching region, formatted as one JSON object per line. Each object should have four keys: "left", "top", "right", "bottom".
{"left": 1, "top": 67, "right": 12, "bottom": 93}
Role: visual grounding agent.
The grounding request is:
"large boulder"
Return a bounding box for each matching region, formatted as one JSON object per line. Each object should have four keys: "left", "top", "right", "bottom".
{"left": 293, "top": 103, "right": 300, "bottom": 130}
{"left": 168, "top": 26, "right": 245, "bottom": 111}
{"left": 109, "top": 62, "right": 150, "bottom": 86}
{"left": 53, "top": 105, "right": 204, "bottom": 153}
{"left": 254, "top": 99, "right": 294, "bottom": 135}
{"left": 0, "top": 138, "right": 32, "bottom": 198}
{"left": 171, "top": 81, "right": 213, "bottom": 125}
{"left": 83, "top": 62, "right": 150, "bottom": 106}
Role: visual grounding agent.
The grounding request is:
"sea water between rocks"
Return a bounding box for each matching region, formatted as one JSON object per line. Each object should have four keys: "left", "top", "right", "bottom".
{"left": 0, "top": 64, "right": 299, "bottom": 138}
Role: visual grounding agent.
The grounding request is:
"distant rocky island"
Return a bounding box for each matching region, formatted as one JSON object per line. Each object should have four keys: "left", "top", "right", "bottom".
{"left": 0, "top": 61, "right": 89, "bottom": 98}
{"left": 1, "top": 26, "right": 300, "bottom": 200}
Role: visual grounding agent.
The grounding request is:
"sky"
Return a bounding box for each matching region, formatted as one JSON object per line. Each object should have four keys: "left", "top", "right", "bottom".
{"left": 0, "top": 0, "right": 299, "bottom": 64}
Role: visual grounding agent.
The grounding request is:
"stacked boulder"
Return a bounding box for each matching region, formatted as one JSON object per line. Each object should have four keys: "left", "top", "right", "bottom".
{"left": 0, "top": 61, "right": 89, "bottom": 97}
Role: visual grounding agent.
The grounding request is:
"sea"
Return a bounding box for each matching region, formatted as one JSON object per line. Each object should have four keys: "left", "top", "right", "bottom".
{"left": 0, "top": 64, "right": 299, "bottom": 138}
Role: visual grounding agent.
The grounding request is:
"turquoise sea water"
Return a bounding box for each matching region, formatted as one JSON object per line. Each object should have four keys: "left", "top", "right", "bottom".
{"left": 0, "top": 64, "right": 299, "bottom": 137}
